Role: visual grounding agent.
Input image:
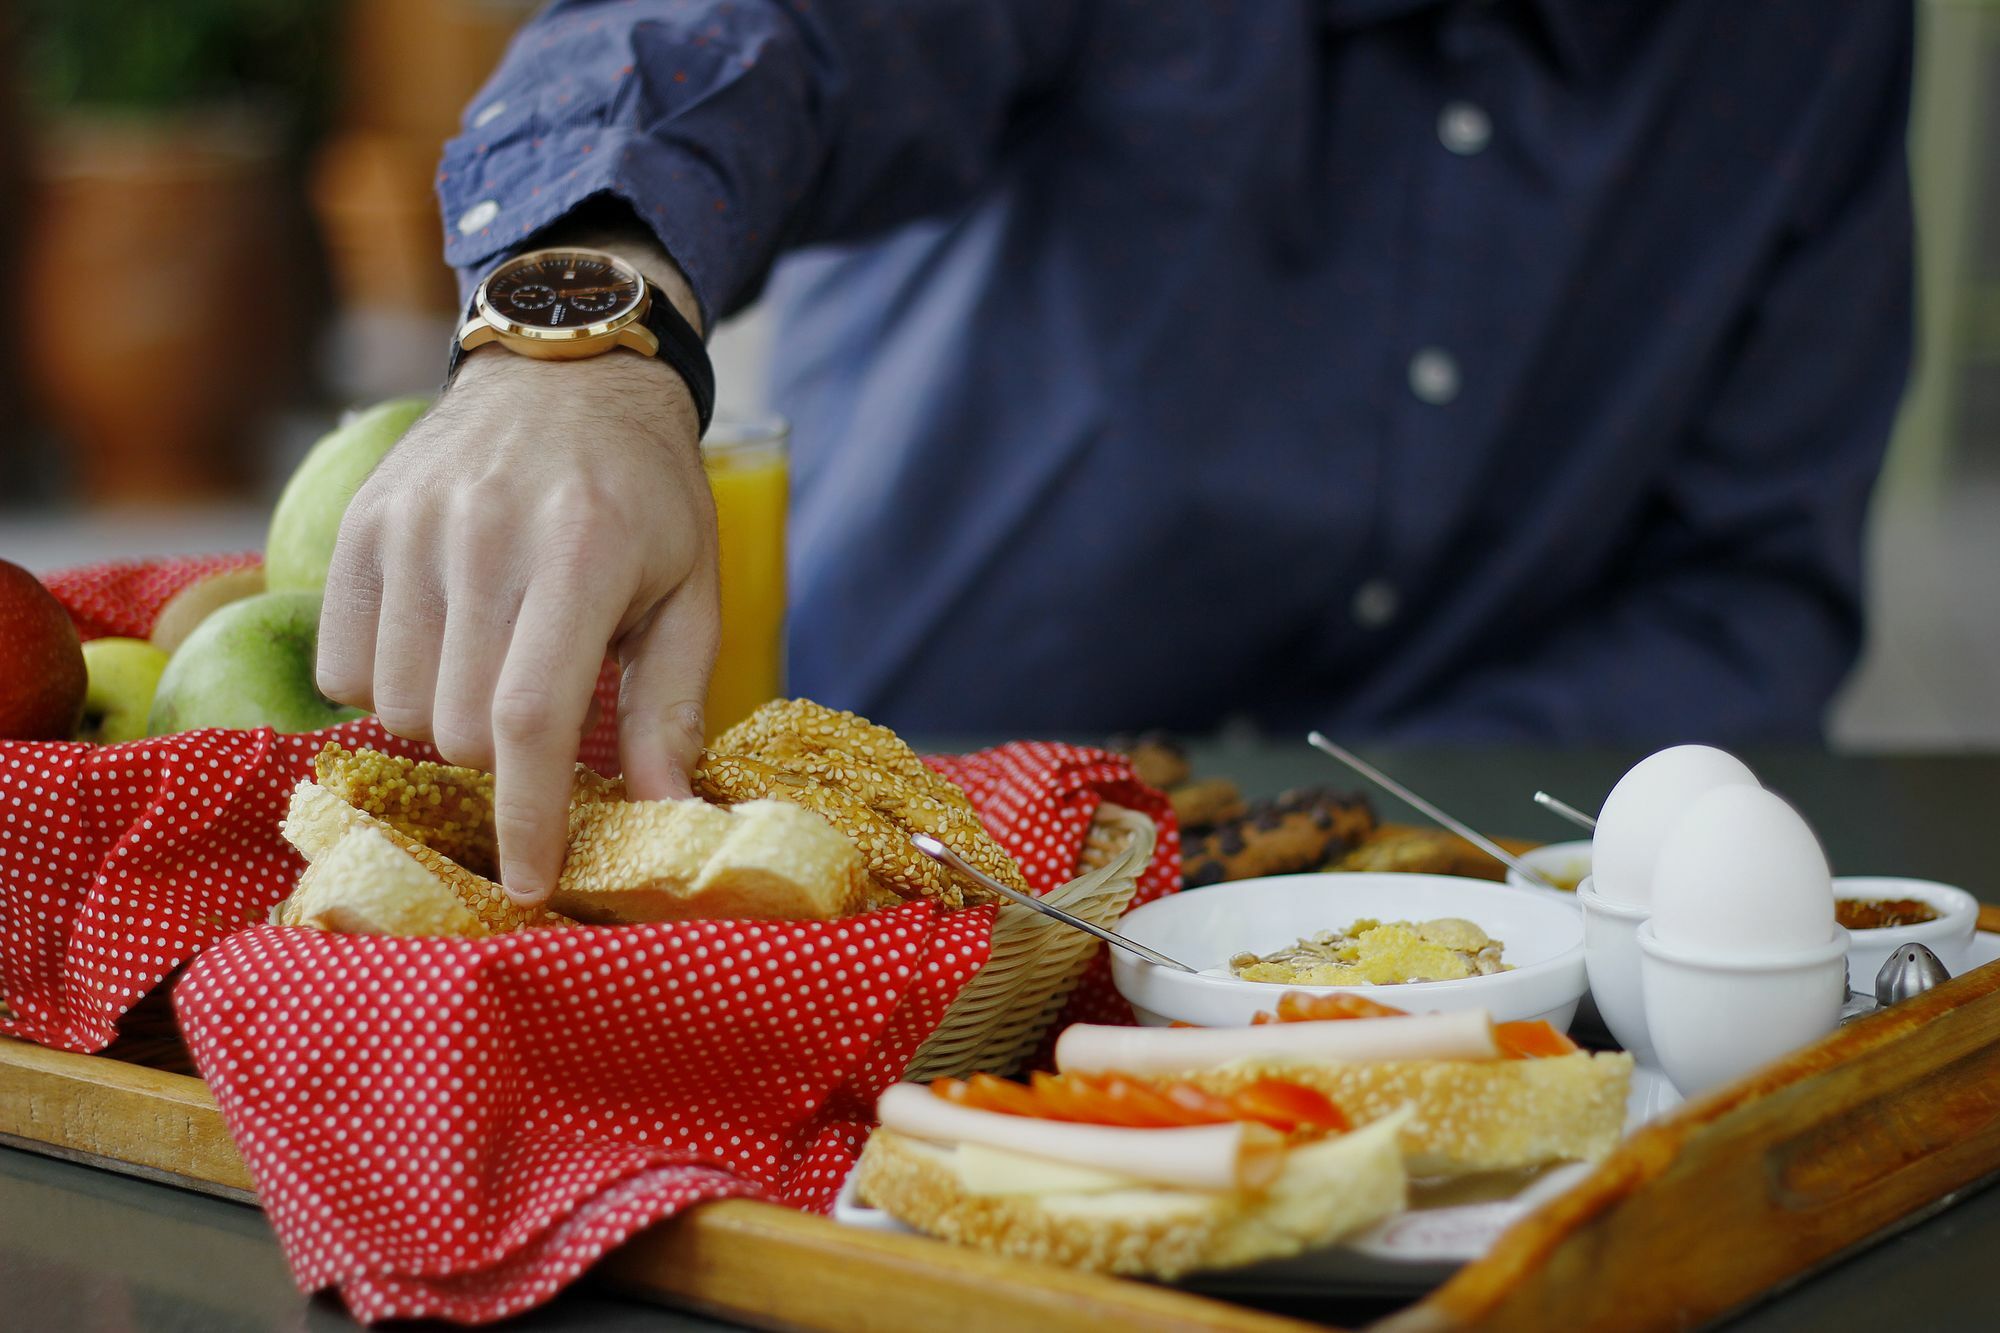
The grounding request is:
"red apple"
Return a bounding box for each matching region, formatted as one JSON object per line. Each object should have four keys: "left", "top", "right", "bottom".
{"left": 0, "top": 559, "right": 88, "bottom": 740}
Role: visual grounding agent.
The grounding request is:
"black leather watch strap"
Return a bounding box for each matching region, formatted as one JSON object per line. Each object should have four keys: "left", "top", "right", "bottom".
{"left": 444, "top": 277, "right": 717, "bottom": 438}
{"left": 638, "top": 288, "right": 716, "bottom": 438}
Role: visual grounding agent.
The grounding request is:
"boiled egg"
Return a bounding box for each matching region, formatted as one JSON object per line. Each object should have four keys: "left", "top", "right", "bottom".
{"left": 1650, "top": 786, "right": 1834, "bottom": 955}
{"left": 1591, "top": 745, "right": 1760, "bottom": 908}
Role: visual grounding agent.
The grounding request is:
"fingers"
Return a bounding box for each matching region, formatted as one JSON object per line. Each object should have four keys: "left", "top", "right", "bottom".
{"left": 368, "top": 521, "right": 448, "bottom": 742}
{"left": 616, "top": 562, "right": 722, "bottom": 801}
{"left": 315, "top": 507, "right": 385, "bottom": 709}
{"left": 429, "top": 513, "right": 526, "bottom": 771}
{"left": 490, "top": 573, "right": 625, "bottom": 906}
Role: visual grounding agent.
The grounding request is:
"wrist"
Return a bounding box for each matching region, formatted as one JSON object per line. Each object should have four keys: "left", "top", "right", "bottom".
{"left": 446, "top": 343, "right": 702, "bottom": 435}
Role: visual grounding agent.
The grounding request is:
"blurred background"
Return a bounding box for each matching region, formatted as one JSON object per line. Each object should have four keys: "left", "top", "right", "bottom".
{"left": 0, "top": 0, "right": 1993, "bottom": 748}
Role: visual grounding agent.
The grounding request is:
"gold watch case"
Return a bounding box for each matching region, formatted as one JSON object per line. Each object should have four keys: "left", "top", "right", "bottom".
{"left": 457, "top": 248, "right": 662, "bottom": 361}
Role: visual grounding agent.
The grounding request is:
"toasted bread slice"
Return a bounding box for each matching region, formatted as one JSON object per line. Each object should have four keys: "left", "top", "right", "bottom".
{"left": 1181, "top": 1051, "right": 1633, "bottom": 1176}
{"left": 553, "top": 797, "right": 867, "bottom": 923}
{"left": 311, "top": 742, "right": 499, "bottom": 876}
{"left": 281, "top": 742, "right": 872, "bottom": 937}
{"left": 281, "top": 825, "right": 486, "bottom": 937}
{"left": 279, "top": 780, "right": 574, "bottom": 933}
{"left": 853, "top": 1113, "right": 1407, "bottom": 1279}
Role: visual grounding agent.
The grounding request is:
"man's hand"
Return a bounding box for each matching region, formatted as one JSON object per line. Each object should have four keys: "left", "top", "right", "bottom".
{"left": 316, "top": 322, "right": 718, "bottom": 907}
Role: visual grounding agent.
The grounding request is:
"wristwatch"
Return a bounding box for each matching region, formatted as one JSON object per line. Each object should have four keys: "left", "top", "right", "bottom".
{"left": 448, "top": 247, "right": 716, "bottom": 435}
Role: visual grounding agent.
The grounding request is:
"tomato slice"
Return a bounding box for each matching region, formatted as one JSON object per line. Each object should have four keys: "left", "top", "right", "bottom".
{"left": 954, "top": 1073, "right": 1043, "bottom": 1117}
{"left": 1028, "top": 1070, "right": 1105, "bottom": 1122}
{"left": 1161, "top": 1082, "right": 1242, "bottom": 1124}
{"left": 1229, "top": 1078, "right": 1351, "bottom": 1133}
{"left": 929, "top": 1071, "right": 1350, "bottom": 1137}
{"left": 1099, "top": 1075, "right": 1210, "bottom": 1127}
{"left": 1275, "top": 991, "right": 1408, "bottom": 1023}
{"left": 1494, "top": 1020, "right": 1580, "bottom": 1058}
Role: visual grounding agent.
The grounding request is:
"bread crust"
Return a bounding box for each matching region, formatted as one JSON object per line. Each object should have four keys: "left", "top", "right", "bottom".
{"left": 1182, "top": 1052, "right": 1633, "bottom": 1175}
{"left": 853, "top": 1117, "right": 1406, "bottom": 1279}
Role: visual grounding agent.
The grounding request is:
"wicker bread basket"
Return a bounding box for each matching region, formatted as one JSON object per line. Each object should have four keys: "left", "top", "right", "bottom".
{"left": 902, "top": 803, "right": 1156, "bottom": 1082}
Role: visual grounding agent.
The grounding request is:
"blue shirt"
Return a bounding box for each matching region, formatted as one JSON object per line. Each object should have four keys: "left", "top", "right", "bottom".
{"left": 440, "top": 0, "right": 1912, "bottom": 742}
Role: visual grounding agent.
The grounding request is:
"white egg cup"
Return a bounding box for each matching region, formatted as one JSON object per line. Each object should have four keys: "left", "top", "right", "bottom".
{"left": 1636, "top": 922, "right": 1850, "bottom": 1099}
{"left": 1578, "top": 876, "right": 1656, "bottom": 1064}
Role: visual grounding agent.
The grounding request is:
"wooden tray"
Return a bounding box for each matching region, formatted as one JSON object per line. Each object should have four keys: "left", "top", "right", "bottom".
{"left": 10, "top": 918, "right": 2000, "bottom": 1333}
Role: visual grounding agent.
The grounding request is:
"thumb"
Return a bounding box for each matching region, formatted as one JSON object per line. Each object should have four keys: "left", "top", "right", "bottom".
{"left": 616, "top": 574, "right": 721, "bottom": 801}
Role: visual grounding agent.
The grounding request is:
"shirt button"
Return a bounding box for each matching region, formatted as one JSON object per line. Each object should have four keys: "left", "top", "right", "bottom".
{"left": 1438, "top": 101, "right": 1492, "bottom": 156}
{"left": 1408, "top": 347, "right": 1461, "bottom": 404}
{"left": 472, "top": 100, "right": 508, "bottom": 128}
{"left": 457, "top": 200, "right": 500, "bottom": 235}
{"left": 1352, "top": 579, "right": 1401, "bottom": 630}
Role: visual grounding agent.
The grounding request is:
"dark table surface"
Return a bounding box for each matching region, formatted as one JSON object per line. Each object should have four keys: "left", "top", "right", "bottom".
{"left": 7, "top": 743, "right": 1999, "bottom": 1331}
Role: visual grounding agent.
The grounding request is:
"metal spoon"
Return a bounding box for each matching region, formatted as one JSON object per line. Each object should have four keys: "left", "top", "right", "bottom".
{"left": 1305, "top": 733, "right": 1561, "bottom": 891}
{"left": 909, "top": 832, "right": 1200, "bottom": 973}
{"left": 1533, "top": 790, "right": 1598, "bottom": 833}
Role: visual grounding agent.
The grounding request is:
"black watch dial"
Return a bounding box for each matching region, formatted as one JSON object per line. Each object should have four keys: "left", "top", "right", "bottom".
{"left": 484, "top": 252, "right": 642, "bottom": 329}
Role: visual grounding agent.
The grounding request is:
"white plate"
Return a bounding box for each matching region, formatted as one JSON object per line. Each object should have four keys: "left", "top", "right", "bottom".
{"left": 833, "top": 1065, "right": 1678, "bottom": 1291}
{"left": 835, "top": 933, "right": 1999, "bottom": 1295}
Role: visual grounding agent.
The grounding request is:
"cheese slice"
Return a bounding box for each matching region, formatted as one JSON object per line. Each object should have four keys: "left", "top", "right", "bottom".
{"left": 952, "top": 1143, "right": 1153, "bottom": 1196}
{"left": 1054, "top": 1011, "right": 1499, "bottom": 1076}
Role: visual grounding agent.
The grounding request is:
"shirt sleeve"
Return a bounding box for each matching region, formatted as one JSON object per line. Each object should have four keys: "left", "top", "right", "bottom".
{"left": 436, "top": 0, "right": 1083, "bottom": 324}
{"left": 1391, "top": 11, "right": 1915, "bottom": 745}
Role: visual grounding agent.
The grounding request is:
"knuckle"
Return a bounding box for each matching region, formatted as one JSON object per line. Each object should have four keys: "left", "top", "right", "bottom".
{"left": 316, "top": 666, "right": 368, "bottom": 710}
{"left": 655, "top": 699, "right": 707, "bottom": 748}
{"left": 382, "top": 488, "right": 441, "bottom": 537}
{"left": 431, "top": 718, "right": 494, "bottom": 771}
{"left": 370, "top": 690, "right": 434, "bottom": 741}
{"left": 491, "top": 683, "right": 561, "bottom": 744}
{"left": 447, "top": 478, "right": 512, "bottom": 537}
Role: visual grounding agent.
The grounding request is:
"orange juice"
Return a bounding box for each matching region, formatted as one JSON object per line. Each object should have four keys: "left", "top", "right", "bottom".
{"left": 702, "top": 419, "right": 789, "bottom": 738}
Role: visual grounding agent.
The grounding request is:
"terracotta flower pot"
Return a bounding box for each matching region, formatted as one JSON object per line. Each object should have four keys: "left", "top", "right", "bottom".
{"left": 23, "top": 109, "right": 288, "bottom": 503}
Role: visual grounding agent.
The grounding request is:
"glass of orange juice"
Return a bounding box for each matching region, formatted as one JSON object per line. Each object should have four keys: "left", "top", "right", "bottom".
{"left": 702, "top": 414, "right": 789, "bottom": 739}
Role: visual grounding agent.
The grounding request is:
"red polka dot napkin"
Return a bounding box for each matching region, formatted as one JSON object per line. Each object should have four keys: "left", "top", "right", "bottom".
{"left": 42, "top": 551, "right": 263, "bottom": 642}
{"left": 1, "top": 556, "right": 618, "bottom": 1053}
{"left": 3, "top": 555, "right": 1183, "bottom": 1324}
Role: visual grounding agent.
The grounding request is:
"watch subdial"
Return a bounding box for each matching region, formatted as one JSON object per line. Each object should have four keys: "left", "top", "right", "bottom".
{"left": 568, "top": 288, "right": 622, "bottom": 315}
{"left": 508, "top": 283, "right": 555, "bottom": 312}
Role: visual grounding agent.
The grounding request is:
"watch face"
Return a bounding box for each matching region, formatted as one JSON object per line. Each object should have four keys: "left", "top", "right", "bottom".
{"left": 484, "top": 252, "right": 642, "bottom": 330}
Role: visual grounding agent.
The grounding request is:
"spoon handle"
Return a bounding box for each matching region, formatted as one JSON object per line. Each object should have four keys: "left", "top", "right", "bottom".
{"left": 1533, "top": 790, "right": 1599, "bottom": 833}
{"left": 909, "top": 833, "right": 1200, "bottom": 973}
{"left": 1306, "top": 733, "right": 1561, "bottom": 891}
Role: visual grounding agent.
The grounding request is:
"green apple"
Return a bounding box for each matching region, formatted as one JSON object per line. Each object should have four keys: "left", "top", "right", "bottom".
{"left": 264, "top": 396, "right": 429, "bottom": 593}
{"left": 150, "top": 566, "right": 267, "bottom": 655}
{"left": 76, "top": 637, "right": 171, "bottom": 743}
{"left": 148, "top": 591, "right": 368, "bottom": 735}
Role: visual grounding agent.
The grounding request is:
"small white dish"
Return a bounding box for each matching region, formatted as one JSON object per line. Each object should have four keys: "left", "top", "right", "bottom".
{"left": 1506, "top": 840, "right": 1592, "bottom": 894}
{"left": 1636, "top": 921, "right": 1849, "bottom": 1098}
{"left": 1833, "top": 876, "right": 1978, "bottom": 994}
{"left": 1577, "top": 876, "right": 1654, "bottom": 1064}
{"left": 1108, "top": 873, "right": 1585, "bottom": 1030}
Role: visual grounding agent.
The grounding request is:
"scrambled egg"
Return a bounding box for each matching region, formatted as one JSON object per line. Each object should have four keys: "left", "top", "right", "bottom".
{"left": 1230, "top": 917, "right": 1508, "bottom": 986}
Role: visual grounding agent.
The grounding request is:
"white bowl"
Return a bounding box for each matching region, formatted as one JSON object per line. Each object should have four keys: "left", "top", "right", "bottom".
{"left": 1637, "top": 922, "right": 1849, "bottom": 1098}
{"left": 1833, "top": 876, "right": 1978, "bottom": 994}
{"left": 1506, "top": 840, "right": 1593, "bottom": 894}
{"left": 1577, "top": 877, "right": 1655, "bottom": 1064}
{"left": 1109, "top": 873, "right": 1586, "bottom": 1030}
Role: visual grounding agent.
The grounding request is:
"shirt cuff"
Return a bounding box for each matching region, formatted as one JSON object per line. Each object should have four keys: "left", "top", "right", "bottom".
{"left": 436, "top": 121, "right": 756, "bottom": 329}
